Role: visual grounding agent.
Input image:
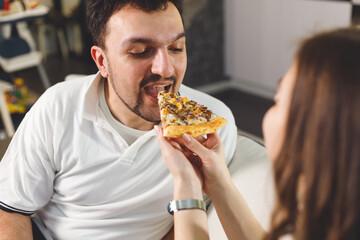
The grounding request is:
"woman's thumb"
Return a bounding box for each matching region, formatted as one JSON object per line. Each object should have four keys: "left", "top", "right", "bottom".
{"left": 182, "top": 134, "right": 210, "bottom": 159}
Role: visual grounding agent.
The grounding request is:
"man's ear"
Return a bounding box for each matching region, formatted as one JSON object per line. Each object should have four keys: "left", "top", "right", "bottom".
{"left": 91, "top": 46, "right": 109, "bottom": 78}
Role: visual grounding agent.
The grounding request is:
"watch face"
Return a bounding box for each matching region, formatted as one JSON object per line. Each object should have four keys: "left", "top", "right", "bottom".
{"left": 167, "top": 201, "right": 174, "bottom": 215}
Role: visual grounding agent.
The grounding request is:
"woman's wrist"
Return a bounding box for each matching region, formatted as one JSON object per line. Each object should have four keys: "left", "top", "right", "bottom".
{"left": 206, "top": 171, "right": 233, "bottom": 198}
{"left": 173, "top": 177, "right": 203, "bottom": 200}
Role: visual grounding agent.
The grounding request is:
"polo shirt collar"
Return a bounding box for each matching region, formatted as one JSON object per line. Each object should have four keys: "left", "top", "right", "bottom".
{"left": 79, "top": 72, "right": 104, "bottom": 123}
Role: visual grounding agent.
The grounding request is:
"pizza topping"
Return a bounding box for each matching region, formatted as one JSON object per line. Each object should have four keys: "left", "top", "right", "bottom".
{"left": 157, "top": 90, "right": 228, "bottom": 138}
{"left": 158, "top": 91, "right": 218, "bottom": 127}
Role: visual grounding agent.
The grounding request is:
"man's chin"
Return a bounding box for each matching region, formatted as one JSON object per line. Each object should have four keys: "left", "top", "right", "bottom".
{"left": 134, "top": 96, "right": 161, "bottom": 122}
{"left": 135, "top": 108, "right": 161, "bottom": 123}
{"left": 140, "top": 115, "right": 161, "bottom": 123}
{"left": 144, "top": 112, "right": 161, "bottom": 123}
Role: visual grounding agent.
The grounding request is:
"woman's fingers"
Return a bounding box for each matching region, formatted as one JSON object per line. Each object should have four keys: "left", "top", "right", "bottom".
{"left": 155, "top": 126, "right": 198, "bottom": 166}
{"left": 155, "top": 126, "right": 224, "bottom": 169}
{"left": 203, "top": 132, "right": 222, "bottom": 149}
{"left": 155, "top": 126, "right": 173, "bottom": 154}
{"left": 194, "top": 135, "right": 207, "bottom": 145}
{"left": 155, "top": 126, "right": 205, "bottom": 188}
{"left": 169, "top": 140, "right": 183, "bottom": 152}
{"left": 181, "top": 132, "right": 223, "bottom": 160}
{"left": 170, "top": 135, "right": 207, "bottom": 148}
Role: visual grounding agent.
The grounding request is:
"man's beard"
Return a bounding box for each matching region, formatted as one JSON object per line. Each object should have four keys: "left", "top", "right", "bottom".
{"left": 107, "top": 63, "right": 176, "bottom": 123}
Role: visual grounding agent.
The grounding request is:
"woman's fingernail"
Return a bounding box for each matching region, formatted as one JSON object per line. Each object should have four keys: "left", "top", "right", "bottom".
{"left": 183, "top": 133, "right": 192, "bottom": 143}
{"left": 154, "top": 125, "right": 160, "bottom": 134}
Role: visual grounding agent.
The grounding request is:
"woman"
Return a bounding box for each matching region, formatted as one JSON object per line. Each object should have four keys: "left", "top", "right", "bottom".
{"left": 155, "top": 27, "right": 360, "bottom": 240}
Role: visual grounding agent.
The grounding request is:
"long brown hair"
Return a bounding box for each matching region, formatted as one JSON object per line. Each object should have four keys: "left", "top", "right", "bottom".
{"left": 265, "top": 27, "right": 360, "bottom": 240}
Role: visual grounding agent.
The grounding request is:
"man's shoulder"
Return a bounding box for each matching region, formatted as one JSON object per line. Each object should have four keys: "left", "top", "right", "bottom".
{"left": 38, "top": 73, "right": 98, "bottom": 103}
{"left": 28, "top": 73, "right": 99, "bottom": 118}
{"left": 49, "top": 74, "right": 97, "bottom": 94}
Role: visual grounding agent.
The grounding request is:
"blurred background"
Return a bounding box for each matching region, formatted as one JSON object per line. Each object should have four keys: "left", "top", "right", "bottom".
{"left": 0, "top": 0, "right": 359, "bottom": 155}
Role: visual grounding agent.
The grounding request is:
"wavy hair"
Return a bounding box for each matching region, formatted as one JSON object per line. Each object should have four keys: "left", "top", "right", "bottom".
{"left": 265, "top": 27, "right": 360, "bottom": 240}
{"left": 86, "top": 0, "right": 183, "bottom": 48}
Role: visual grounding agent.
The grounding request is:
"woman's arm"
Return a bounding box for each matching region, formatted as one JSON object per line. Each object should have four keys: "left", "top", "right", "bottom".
{"left": 172, "top": 179, "right": 209, "bottom": 240}
{"left": 179, "top": 132, "right": 266, "bottom": 240}
{"left": 209, "top": 178, "right": 266, "bottom": 240}
{"left": 156, "top": 126, "right": 209, "bottom": 240}
{"left": 156, "top": 126, "right": 265, "bottom": 240}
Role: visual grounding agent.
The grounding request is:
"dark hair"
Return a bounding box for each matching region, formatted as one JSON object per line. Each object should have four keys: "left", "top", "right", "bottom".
{"left": 266, "top": 27, "right": 360, "bottom": 240}
{"left": 87, "top": 0, "right": 183, "bottom": 48}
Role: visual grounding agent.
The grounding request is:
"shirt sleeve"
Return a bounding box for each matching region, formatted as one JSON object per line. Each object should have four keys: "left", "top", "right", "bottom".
{"left": 0, "top": 91, "right": 55, "bottom": 216}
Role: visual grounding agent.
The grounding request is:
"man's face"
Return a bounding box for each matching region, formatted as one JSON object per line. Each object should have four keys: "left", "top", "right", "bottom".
{"left": 102, "top": 3, "right": 186, "bottom": 123}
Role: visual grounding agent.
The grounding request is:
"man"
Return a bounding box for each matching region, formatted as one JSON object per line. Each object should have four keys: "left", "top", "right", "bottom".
{"left": 0, "top": 0, "right": 237, "bottom": 239}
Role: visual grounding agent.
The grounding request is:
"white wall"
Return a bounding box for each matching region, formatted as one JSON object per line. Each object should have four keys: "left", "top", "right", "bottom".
{"left": 224, "top": 0, "right": 352, "bottom": 99}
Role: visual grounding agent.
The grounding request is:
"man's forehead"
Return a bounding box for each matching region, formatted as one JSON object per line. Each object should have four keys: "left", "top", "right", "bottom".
{"left": 107, "top": 4, "right": 184, "bottom": 46}
{"left": 112, "top": 3, "right": 182, "bottom": 25}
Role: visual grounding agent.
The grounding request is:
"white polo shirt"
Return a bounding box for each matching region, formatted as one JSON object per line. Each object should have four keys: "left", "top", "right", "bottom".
{"left": 0, "top": 73, "right": 237, "bottom": 240}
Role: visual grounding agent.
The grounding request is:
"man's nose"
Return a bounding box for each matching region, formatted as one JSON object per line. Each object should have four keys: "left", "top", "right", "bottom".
{"left": 151, "top": 49, "right": 174, "bottom": 78}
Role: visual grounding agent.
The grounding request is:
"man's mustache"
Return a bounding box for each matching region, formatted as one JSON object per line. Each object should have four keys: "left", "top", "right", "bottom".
{"left": 140, "top": 74, "right": 176, "bottom": 89}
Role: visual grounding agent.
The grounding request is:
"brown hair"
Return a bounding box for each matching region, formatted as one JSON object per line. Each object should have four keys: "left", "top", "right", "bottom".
{"left": 86, "top": 0, "right": 183, "bottom": 49}
{"left": 266, "top": 27, "right": 360, "bottom": 240}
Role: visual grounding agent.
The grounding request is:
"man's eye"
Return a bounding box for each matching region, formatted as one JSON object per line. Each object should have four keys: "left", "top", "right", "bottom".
{"left": 170, "top": 48, "right": 183, "bottom": 52}
{"left": 129, "top": 48, "right": 153, "bottom": 58}
{"left": 129, "top": 51, "right": 146, "bottom": 56}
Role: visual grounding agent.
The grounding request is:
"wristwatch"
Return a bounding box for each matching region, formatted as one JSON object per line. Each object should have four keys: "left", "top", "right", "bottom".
{"left": 167, "top": 199, "right": 206, "bottom": 215}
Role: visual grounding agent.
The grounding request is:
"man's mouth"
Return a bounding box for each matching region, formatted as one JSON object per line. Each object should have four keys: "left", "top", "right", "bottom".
{"left": 144, "top": 84, "right": 172, "bottom": 100}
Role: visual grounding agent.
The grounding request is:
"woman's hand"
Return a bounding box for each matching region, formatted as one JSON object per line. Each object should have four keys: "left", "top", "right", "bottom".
{"left": 156, "top": 127, "right": 265, "bottom": 240}
{"left": 155, "top": 126, "right": 203, "bottom": 200}
{"left": 155, "top": 125, "right": 232, "bottom": 197}
{"left": 178, "top": 132, "right": 232, "bottom": 196}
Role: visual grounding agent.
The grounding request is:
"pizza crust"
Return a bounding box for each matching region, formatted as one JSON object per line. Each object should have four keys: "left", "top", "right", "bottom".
{"left": 163, "top": 116, "right": 227, "bottom": 138}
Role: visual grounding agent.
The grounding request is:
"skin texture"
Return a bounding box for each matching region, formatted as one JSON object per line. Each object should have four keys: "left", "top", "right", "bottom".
{"left": 91, "top": 3, "right": 187, "bottom": 131}
{"left": 262, "top": 64, "right": 296, "bottom": 161}
{"left": 0, "top": 211, "right": 32, "bottom": 239}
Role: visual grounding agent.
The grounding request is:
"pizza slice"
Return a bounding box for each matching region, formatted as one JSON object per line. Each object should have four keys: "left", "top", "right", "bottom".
{"left": 158, "top": 91, "right": 227, "bottom": 138}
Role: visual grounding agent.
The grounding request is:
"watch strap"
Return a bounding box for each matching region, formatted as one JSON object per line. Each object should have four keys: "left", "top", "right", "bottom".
{"left": 167, "top": 199, "right": 206, "bottom": 215}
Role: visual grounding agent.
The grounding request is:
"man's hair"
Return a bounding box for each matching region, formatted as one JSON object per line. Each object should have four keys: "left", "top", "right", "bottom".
{"left": 265, "top": 27, "right": 360, "bottom": 240}
{"left": 87, "top": 0, "right": 183, "bottom": 48}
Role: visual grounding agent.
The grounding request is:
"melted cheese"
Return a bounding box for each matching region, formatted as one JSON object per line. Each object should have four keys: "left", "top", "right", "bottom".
{"left": 158, "top": 91, "right": 217, "bottom": 127}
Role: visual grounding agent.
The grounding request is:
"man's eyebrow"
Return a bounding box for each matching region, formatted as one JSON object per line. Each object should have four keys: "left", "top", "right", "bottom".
{"left": 173, "top": 32, "right": 186, "bottom": 42}
{"left": 122, "top": 32, "right": 186, "bottom": 46}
